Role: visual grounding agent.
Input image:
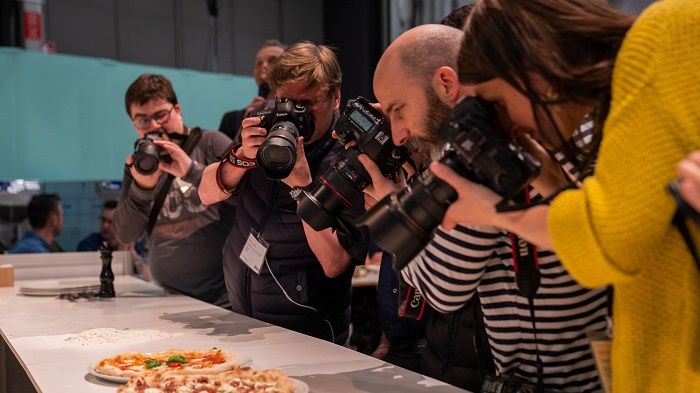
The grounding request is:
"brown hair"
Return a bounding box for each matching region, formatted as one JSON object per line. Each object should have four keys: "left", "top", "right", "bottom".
{"left": 267, "top": 41, "right": 342, "bottom": 93}
{"left": 124, "top": 74, "right": 178, "bottom": 116}
{"left": 458, "top": 0, "right": 635, "bottom": 173}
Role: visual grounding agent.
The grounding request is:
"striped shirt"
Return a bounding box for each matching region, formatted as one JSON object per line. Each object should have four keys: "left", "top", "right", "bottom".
{"left": 401, "top": 121, "right": 609, "bottom": 392}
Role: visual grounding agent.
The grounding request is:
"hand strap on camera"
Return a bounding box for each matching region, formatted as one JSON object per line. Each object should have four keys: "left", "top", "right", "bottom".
{"left": 509, "top": 188, "right": 544, "bottom": 391}
{"left": 146, "top": 127, "right": 202, "bottom": 237}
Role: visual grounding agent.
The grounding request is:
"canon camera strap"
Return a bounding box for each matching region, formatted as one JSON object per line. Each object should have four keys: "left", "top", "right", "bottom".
{"left": 146, "top": 127, "right": 202, "bottom": 237}
{"left": 509, "top": 188, "right": 544, "bottom": 391}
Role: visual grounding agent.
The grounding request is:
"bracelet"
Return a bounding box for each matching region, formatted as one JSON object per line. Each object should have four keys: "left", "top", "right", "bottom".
{"left": 223, "top": 143, "right": 257, "bottom": 169}
{"left": 216, "top": 144, "right": 255, "bottom": 194}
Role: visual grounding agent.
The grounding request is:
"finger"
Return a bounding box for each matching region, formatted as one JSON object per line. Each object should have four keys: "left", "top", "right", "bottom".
{"left": 331, "top": 130, "right": 338, "bottom": 139}
{"left": 125, "top": 155, "right": 134, "bottom": 165}
{"left": 358, "top": 154, "right": 384, "bottom": 185}
{"left": 441, "top": 214, "right": 457, "bottom": 231}
{"left": 395, "top": 170, "right": 407, "bottom": 188}
{"left": 242, "top": 117, "right": 262, "bottom": 127}
{"left": 297, "top": 137, "right": 305, "bottom": 154}
{"left": 678, "top": 159, "right": 700, "bottom": 184}
{"left": 687, "top": 151, "right": 700, "bottom": 165}
{"left": 370, "top": 102, "right": 382, "bottom": 111}
{"left": 430, "top": 162, "right": 474, "bottom": 195}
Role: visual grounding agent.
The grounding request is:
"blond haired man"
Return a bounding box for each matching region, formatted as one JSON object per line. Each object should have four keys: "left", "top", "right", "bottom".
{"left": 199, "top": 42, "right": 368, "bottom": 344}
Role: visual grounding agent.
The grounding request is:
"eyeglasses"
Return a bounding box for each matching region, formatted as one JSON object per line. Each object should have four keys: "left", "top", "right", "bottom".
{"left": 283, "top": 91, "right": 333, "bottom": 110}
{"left": 132, "top": 106, "right": 175, "bottom": 130}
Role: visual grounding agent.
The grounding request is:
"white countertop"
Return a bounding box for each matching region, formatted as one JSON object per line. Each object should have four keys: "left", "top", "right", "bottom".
{"left": 0, "top": 275, "right": 467, "bottom": 393}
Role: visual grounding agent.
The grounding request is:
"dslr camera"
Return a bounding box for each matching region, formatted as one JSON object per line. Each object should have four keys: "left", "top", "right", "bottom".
{"left": 132, "top": 130, "right": 172, "bottom": 176}
{"left": 358, "top": 97, "right": 541, "bottom": 270}
{"left": 296, "top": 97, "right": 411, "bottom": 230}
{"left": 249, "top": 98, "right": 315, "bottom": 180}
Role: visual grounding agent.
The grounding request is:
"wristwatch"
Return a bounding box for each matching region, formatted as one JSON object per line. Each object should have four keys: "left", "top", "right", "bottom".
{"left": 289, "top": 184, "right": 313, "bottom": 201}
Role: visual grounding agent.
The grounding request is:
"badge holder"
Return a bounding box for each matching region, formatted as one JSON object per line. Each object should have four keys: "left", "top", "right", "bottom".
{"left": 240, "top": 229, "right": 269, "bottom": 274}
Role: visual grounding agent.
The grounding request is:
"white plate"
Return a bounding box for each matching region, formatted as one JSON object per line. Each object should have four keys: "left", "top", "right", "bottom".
{"left": 19, "top": 278, "right": 100, "bottom": 296}
{"left": 87, "top": 365, "right": 129, "bottom": 384}
{"left": 87, "top": 356, "right": 254, "bottom": 384}
{"left": 291, "top": 378, "right": 310, "bottom": 393}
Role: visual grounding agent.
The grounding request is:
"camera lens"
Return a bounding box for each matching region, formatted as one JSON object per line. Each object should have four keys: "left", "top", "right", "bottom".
{"left": 133, "top": 140, "right": 161, "bottom": 175}
{"left": 296, "top": 153, "right": 366, "bottom": 231}
{"left": 256, "top": 121, "right": 299, "bottom": 180}
{"left": 357, "top": 153, "right": 461, "bottom": 270}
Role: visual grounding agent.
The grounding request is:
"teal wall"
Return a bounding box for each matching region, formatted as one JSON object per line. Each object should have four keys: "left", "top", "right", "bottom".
{"left": 0, "top": 48, "right": 256, "bottom": 181}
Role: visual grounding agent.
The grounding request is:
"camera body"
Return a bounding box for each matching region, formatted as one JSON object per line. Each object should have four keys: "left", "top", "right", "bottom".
{"left": 249, "top": 98, "right": 315, "bottom": 180}
{"left": 132, "top": 130, "right": 172, "bottom": 176}
{"left": 296, "top": 97, "right": 411, "bottom": 231}
{"left": 358, "top": 97, "right": 541, "bottom": 270}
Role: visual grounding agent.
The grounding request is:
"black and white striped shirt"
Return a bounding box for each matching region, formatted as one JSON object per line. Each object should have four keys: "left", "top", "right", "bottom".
{"left": 402, "top": 121, "right": 609, "bottom": 392}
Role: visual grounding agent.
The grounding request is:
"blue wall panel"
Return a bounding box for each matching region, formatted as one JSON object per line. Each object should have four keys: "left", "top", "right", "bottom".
{"left": 0, "top": 48, "right": 255, "bottom": 182}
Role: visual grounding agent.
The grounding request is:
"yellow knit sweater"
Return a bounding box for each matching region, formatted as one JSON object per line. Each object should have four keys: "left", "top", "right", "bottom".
{"left": 549, "top": 1, "right": 700, "bottom": 392}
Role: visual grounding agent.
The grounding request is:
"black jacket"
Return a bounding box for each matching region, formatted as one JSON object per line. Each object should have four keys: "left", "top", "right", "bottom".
{"left": 420, "top": 294, "right": 494, "bottom": 391}
{"left": 222, "top": 132, "right": 368, "bottom": 344}
{"left": 218, "top": 109, "right": 245, "bottom": 141}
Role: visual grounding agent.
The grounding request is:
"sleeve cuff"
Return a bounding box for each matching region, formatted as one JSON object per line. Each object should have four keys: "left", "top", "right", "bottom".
{"left": 549, "top": 188, "right": 637, "bottom": 288}
{"left": 182, "top": 160, "right": 204, "bottom": 184}
{"left": 128, "top": 180, "right": 156, "bottom": 202}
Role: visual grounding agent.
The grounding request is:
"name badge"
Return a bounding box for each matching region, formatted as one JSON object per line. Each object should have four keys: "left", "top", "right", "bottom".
{"left": 240, "top": 229, "right": 269, "bottom": 274}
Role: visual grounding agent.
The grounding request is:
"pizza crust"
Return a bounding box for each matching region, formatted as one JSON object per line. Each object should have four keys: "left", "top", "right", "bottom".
{"left": 116, "top": 368, "right": 296, "bottom": 393}
{"left": 95, "top": 348, "right": 239, "bottom": 377}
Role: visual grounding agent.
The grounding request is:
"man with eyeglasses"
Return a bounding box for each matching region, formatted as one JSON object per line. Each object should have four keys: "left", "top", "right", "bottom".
{"left": 112, "top": 73, "right": 234, "bottom": 308}
{"left": 198, "top": 42, "right": 369, "bottom": 344}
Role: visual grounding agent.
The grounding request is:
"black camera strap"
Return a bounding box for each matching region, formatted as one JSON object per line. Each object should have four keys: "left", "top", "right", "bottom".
{"left": 509, "top": 189, "right": 544, "bottom": 391}
{"left": 146, "top": 127, "right": 202, "bottom": 237}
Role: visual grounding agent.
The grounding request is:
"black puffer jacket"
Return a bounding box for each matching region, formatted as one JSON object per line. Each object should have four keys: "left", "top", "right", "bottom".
{"left": 420, "top": 294, "right": 494, "bottom": 391}
{"left": 223, "top": 132, "right": 368, "bottom": 344}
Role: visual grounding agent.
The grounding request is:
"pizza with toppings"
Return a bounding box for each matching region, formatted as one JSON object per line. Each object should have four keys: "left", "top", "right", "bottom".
{"left": 95, "top": 348, "right": 238, "bottom": 377}
{"left": 116, "top": 368, "right": 296, "bottom": 393}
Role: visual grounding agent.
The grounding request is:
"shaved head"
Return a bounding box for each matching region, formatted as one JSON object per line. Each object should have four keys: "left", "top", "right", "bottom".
{"left": 373, "top": 24, "right": 464, "bottom": 164}
{"left": 375, "top": 24, "right": 463, "bottom": 91}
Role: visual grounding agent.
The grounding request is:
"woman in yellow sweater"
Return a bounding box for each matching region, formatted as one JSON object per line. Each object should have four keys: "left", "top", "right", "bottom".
{"left": 433, "top": 0, "right": 700, "bottom": 392}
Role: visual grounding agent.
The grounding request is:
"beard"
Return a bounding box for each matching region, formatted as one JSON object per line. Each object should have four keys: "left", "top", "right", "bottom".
{"left": 406, "top": 87, "right": 452, "bottom": 167}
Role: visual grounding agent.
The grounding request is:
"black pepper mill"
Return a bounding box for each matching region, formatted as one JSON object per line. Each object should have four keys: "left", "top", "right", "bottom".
{"left": 98, "top": 241, "right": 116, "bottom": 298}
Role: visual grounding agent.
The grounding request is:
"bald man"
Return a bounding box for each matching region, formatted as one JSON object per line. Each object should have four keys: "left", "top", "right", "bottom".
{"left": 363, "top": 23, "right": 611, "bottom": 392}
{"left": 360, "top": 24, "right": 494, "bottom": 391}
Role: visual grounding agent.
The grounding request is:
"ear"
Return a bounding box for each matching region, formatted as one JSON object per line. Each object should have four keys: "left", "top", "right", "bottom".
{"left": 431, "top": 66, "right": 461, "bottom": 106}
{"left": 332, "top": 89, "right": 341, "bottom": 112}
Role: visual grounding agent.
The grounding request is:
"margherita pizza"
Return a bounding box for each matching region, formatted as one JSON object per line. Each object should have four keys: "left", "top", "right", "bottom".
{"left": 95, "top": 348, "right": 239, "bottom": 377}
{"left": 116, "top": 368, "right": 296, "bottom": 393}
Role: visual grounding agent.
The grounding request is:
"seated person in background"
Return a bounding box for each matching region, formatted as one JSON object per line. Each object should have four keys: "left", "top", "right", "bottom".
{"left": 78, "top": 200, "right": 151, "bottom": 280}
{"left": 77, "top": 200, "right": 122, "bottom": 251}
{"left": 218, "top": 39, "right": 286, "bottom": 141}
{"left": 9, "top": 193, "right": 64, "bottom": 254}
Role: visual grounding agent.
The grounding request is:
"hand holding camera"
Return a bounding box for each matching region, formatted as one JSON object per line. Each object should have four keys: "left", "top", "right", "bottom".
{"left": 281, "top": 137, "right": 313, "bottom": 190}
{"left": 240, "top": 116, "right": 268, "bottom": 160}
{"left": 152, "top": 139, "right": 192, "bottom": 178}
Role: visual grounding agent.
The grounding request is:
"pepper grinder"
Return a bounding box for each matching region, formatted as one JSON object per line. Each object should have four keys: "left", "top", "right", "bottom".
{"left": 98, "top": 241, "right": 116, "bottom": 298}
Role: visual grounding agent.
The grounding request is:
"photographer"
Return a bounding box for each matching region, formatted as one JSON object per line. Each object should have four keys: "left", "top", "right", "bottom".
{"left": 427, "top": 0, "right": 700, "bottom": 391}
{"left": 365, "top": 24, "right": 610, "bottom": 392}
{"left": 113, "top": 74, "right": 234, "bottom": 308}
{"left": 218, "top": 40, "right": 286, "bottom": 141}
{"left": 199, "top": 42, "right": 368, "bottom": 344}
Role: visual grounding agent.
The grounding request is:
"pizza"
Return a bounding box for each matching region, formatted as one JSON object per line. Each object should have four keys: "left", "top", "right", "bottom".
{"left": 95, "top": 348, "right": 239, "bottom": 377}
{"left": 116, "top": 367, "right": 296, "bottom": 393}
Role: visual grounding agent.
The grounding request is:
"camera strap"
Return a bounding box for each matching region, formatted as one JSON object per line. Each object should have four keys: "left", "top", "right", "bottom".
{"left": 509, "top": 189, "right": 544, "bottom": 390}
{"left": 672, "top": 208, "right": 700, "bottom": 271}
{"left": 146, "top": 127, "right": 202, "bottom": 237}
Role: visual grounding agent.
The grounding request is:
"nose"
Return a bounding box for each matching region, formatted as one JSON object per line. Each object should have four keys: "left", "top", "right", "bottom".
{"left": 391, "top": 124, "right": 410, "bottom": 146}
